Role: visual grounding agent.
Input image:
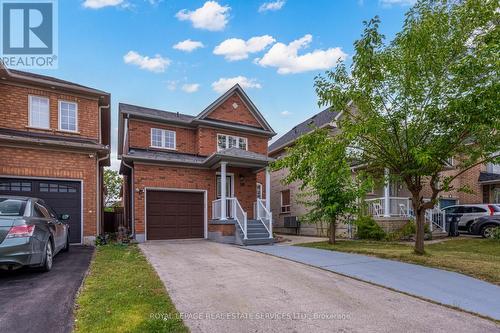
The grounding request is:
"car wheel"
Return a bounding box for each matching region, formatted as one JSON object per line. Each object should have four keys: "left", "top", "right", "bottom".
{"left": 41, "top": 240, "right": 53, "bottom": 272}
{"left": 62, "top": 233, "right": 70, "bottom": 252}
{"left": 481, "top": 225, "right": 496, "bottom": 238}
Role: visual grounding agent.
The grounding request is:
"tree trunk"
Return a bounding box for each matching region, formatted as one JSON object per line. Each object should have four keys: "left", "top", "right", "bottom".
{"left": 411, "top": 193, "right": 425, "bottom": 255}
{"left": 329, "top": 220, "right": 336, "bottom": 245}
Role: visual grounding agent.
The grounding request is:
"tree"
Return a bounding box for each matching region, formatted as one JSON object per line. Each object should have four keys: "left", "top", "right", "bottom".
{"left": 104, "top": 169, "right": 122, "bottom": 208}
{"left": 272, "top": 128, "right": 370, "bottom": 244}
{"left": 315, "top": 0, "right": 499, "bottom": 254}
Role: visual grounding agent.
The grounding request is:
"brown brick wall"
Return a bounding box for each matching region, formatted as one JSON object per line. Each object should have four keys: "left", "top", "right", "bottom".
{"left": 128, "top": 119, "right": 197, "bottom": 154}
{"left": 206, "top": 93, "right": 262, "bottom": 128}
{"left": 132, "top": 164, "right": 260, "bottom": 236}
{"left": 0, "top": 83, "right": 100, "bottom": 140}
{"left": 0, "top": 146, "right": 98, "bottom": 237}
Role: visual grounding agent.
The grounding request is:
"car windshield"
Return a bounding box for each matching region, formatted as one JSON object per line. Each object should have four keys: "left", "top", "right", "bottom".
{"left": 0, "top": 198, "right": 27, "bottom": 216}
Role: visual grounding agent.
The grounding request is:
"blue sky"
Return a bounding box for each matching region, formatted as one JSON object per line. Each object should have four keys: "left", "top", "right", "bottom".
{"left": 33, "top": 0, "right": 415, "bottom": 169}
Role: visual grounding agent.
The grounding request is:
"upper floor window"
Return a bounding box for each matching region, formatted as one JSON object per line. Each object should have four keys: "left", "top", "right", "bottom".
{"left": 489, "top": 162, "right": 500, "bottom": 174}
{"left": 59, "top": 101, "right": 78, "bottom": 132}
{"left": 151, "top": 128, "right": 176, "bottom": 150}
{"left": 29, "top": 96, "right": 50, "bottom": 129}
{"left": 217, "top": 134, "right": 247, "bottom": 151}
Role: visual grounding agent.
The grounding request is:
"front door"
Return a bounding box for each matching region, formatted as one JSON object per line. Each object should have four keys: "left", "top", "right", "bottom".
{"left": 216, "top": 175, "right": 234, "bottom": 218}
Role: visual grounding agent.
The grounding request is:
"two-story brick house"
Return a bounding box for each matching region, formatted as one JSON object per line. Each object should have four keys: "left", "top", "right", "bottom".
{"left": 0, "top": 63, "right": 111, "bottom": 244}
{"left": 118, "top": 84, "right": 276, "bottom": 245}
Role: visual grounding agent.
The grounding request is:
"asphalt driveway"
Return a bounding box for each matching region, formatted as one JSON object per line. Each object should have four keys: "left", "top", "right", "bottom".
{"left": 140, "top": 240, "right": 499, "bottom": 333}
{"left": 0, "top": 246, "right": 94, "bottom": 333}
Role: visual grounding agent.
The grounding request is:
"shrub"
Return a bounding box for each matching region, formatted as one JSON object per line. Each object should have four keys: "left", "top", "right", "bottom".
{"left": 491, "top": 227, "right": 500, "bottom": 241}
{"left": 355, "top": 216, "right": 386, "bottom": 240}
{"left": 386, "top": 221, "right": 431, "bottom": 241}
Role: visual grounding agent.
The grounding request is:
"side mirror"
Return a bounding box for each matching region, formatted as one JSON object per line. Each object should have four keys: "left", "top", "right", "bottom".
{"left": 59, "top": 214, "right": 70, "bottom": 221}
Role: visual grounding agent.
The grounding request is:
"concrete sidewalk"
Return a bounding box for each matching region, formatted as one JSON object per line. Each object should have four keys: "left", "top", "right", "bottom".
{"left": 248, "top": 244, "right": 500, "bottom": 320}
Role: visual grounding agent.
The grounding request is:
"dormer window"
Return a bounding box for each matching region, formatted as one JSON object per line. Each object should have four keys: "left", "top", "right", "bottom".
{"left": 217, "top": 134, "right": 247, "bottom": 151}
{"left": 151, "top": 128, "right": 176, "bottom": 150}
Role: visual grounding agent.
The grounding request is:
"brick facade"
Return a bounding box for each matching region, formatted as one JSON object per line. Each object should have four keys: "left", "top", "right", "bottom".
{"left": 206, "top": 93, "right": 262, "bottom": 128}
{"left": 0, "top": 75, "right": 110, "bottom": 245}
{"left": 0, "top": 83, "right": 100, "bottom": 141}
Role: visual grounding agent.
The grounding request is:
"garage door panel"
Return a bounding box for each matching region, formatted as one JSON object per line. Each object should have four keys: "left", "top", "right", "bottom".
{"left": 0, "top": 178, "right": 82, "bottom": 243}
{"left": 146, "top": 190, "right": 205, "bottom": 240}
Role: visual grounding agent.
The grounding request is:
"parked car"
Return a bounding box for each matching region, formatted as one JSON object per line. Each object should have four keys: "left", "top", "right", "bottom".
{"left": 469, "top": 216, "right": 500, "bottom": 238}
{"left": 0, "top": 196, "right": 70, "bottom": 272}
{"left": 441, "top": 204, "right": 500, "bottom": 232}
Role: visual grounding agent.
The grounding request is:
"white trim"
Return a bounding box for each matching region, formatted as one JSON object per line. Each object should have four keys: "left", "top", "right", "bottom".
{"left": 216, "top": 172, "right": 235, "bottom": 197}
{"left": 150, "top": 127, "right": 177, "bottom": 150}
{"left": 144, "top": 187, "right": 208, "bottom": 241}
{"left": 217, "top": 133, "right": 248, "bottom": 152}
{"left": 58, "top": 100, "right": 78, "bottom": 132}
{"left": 0, "top": 174, "right": 84, "bottom": 245}
{"left": 280, "top": 189, "right": 291, "bottom": 213}
{"left": 28, "top": 95, "right": 50, "bottom": 129}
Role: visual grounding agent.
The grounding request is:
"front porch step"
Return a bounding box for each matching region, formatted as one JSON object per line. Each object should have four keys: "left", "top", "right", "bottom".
{"left": 243, "top": 237, "right": 275, "bottom": 246}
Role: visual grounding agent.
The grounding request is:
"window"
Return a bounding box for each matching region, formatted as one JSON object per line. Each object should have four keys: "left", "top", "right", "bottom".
{"left": 39, "top": 183, "right": 77, "bottom": 193}
{"left": 256, "top": 183, "right": 263, "bottom": 199}
{"left": 29, "top": 96, "right": 50, "bottom": 129}
{"left": 151, "top": 128, "right": 176, "bottom": 150}
{"left": 281, "top": 189, "right": 291, "bottom": 213}
{"left": 0, "top": 198, "right": 27, "bottom": 217}
{"left": 217, "top": 134, "right": 248, "bottom": 151}
{"left": 59, "top": 101, "right": 78, "bottom": 132}
{"left": 489, "top": 163, "right": 500, "bottom": 174}
{"left": 0, "top": 181, "right": 32, "bottom": 192}
{"left": 34, "top": 203, "right": 50, "bottom": 218}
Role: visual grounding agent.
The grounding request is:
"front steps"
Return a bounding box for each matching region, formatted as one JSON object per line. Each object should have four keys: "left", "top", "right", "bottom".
{"left": 237, "top": 219, "right": 274, "bottom": 246}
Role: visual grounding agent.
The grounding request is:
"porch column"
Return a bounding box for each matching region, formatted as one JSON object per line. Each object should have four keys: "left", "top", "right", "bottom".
{"left": 265, "top": 167, "right": 271, "bottom": 212}
{"left": 220, "top": 162, "right": 227, "bottom": 220}
{"left": 384, "top": 168, "right": 391, "bottom": 217}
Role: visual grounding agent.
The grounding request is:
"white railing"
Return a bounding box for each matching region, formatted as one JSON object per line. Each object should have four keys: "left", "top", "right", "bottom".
{"left": 229, "top": 197, "right": 247, "bottom": 240}
{"left": 365, "top": 197, "right": 412, "bottom": 217}
{"left": 425, "top": 207, "right": 446, "bottom": 233}
{"left": 255, "top": 198, "right": 273, "bottom": 238}
{"left": 212, "top": 197, "right": 247, "bottom": 239}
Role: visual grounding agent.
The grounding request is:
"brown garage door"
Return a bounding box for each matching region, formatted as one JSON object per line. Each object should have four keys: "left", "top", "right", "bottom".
{"left": 146, "top": 190, "right": 204, "bottom": 240}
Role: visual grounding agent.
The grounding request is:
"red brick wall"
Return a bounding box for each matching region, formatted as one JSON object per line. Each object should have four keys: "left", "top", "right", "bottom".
{"left": 0, "top": 146, "right": 98, "bottom": 238}
{"left": 128, "top": 119, "right": 197, "bottom": 154}
{"left": 197, "top": 127, "right": 269, "bottom": 156}
{"left": 133, "top": 164, "right": 260, "bottom": 235}
{"left": 0, "top": 83, "right": 100, "bottom": 140}
{"left": 207, "top": 93, "right": 262, "bottom": 128}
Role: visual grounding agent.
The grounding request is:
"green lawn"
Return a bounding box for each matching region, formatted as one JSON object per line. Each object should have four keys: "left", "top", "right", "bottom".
{"left": 298, "top": 238, "right": 500, "bottom": 285}
{"left": 74, "top": 244, "right": 188, "bottom": 333}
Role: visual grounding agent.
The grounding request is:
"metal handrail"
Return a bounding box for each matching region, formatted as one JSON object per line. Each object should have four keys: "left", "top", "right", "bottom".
{"left": 229, "top": 197, "right": 248, "bottom": 240}
{"left": 256, "top": 198, "right": 273, "bottom": 238}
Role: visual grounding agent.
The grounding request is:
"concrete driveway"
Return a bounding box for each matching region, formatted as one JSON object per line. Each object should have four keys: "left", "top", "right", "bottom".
{"left": 140, "top": 240, "right": 498, "bottom": 333}
{"left": 0, "top": 246, "right": 94, "bottom": 333}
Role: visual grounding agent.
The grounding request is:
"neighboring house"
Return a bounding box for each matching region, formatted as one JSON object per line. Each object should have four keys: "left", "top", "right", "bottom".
{"left": 118, "top": 84, "right": 276, "bottom": 245}
{"left": 268, "top": 108, "right": 344, "bottom": 237}
{"left": 0, "top": 63, "right": 111, "bottom": 245}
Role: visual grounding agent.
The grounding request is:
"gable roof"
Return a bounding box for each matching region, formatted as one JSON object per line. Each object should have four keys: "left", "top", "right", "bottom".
{"left": 195, "top": 84, "right": 275, "bottom": 134}
{"left": 268, "top": 107, "right": 340, "bottom": 155}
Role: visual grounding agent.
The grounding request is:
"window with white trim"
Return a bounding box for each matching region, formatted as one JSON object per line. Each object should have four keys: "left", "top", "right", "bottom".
{"left": 256, "top": 183, "right": 263, "bottom": 199}
{"left": 217, "top": 134, "right": 248, "bottom": 151}
{"left": 151, "top": 128, "right": 176, "bottom": 150}
{"left": 281, "top": 189, "right": 291, "bottom": 213}
{"left": 59, "top": 101, "right": 78, "bottom": 132}
{"left": 29, "top": 96, "right": 50, "bottom": 129}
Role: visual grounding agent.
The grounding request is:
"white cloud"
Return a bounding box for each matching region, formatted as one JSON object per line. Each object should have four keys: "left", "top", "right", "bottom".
{"left": 173, "top": 39, "right": 205, "bottom": 52}
{"left": 281, "top": 110, "right": 292, "bottom": 116}
{"left": 255, "top": 34, "right": 347, "bottom": 74}
{"left": 379, "top": 0, "right": 416, "bottom": 7}
{"left": 176, "top": 1, "right": 230, "bottom": 31}
{"left": 258, "top": 0, "right": 285, "bottom": 13}
{"left": 82, "top": 0, "right": 124, "bottom": 9}
{"left": 123, "top": 51, "right": 171, "bottom": 73}
{"left": 182, "top": 83, "right": 200, "bottom": 93}
{"left": 213, "top": 35, "right": 275, "bottom": 61}
{"left": 167, "top": 80, "right": 178, "bottom": 91}
{"left": 211, "top": 76, "right": 261, "bottom": 94}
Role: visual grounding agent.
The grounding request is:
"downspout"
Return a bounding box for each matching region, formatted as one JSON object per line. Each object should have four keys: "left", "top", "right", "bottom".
{"left": 97, "top": 153, "right": 109, "bottom": 239}
{"left": 121, "top": 160, "right": 134, "bottom": 237}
